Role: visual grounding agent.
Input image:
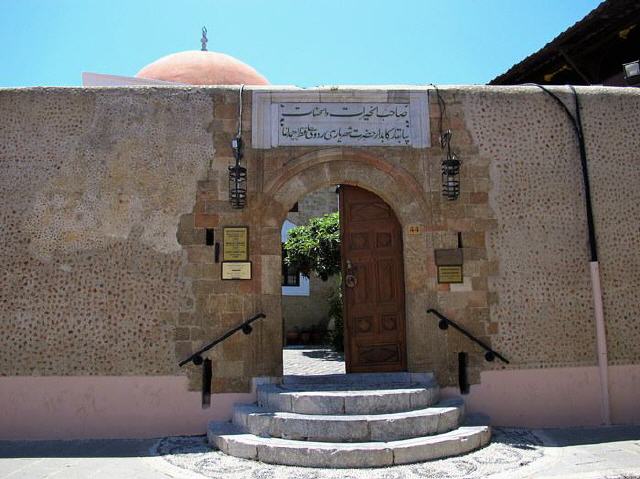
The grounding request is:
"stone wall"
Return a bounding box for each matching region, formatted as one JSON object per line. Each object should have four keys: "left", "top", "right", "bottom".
{"left": 282, "top": 275, "right": 338, "bottom": 334}
{"left": 1, "top": 85, "right": 639, "bottom": 397}
{"left": 459, "top": 87, "right": 640, "bottom": 370}
{"left": 0, "top": 87, "right": 211, "bottom": 376}
{"left": 287, "top": 186, "right": 339, "bottom": 226}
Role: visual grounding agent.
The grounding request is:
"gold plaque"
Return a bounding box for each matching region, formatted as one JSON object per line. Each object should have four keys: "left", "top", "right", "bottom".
{"left": 222, "top": 262, "right": 252, "bottom": 280}
{"left": 438, "top": 265, "right": 463, "bottom": 284}
{"left": 434, "top": 248, "right": 463, "bottom": 266}
{"left": 223, "top": 227, "right": 249, "bottom": 261}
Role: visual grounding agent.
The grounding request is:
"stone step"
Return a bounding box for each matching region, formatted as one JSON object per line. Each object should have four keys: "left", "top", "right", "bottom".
{"left": 233, "top": 397, "right": 464, "bottom": 442}
{"left": 256, "top": 381, "right": 439, "bottom": 415}
{"left": 281, "top": 372, "right": 434, "bottom": 386}
{"left": 208, "top": 421, "right": 491, "bottom": 468}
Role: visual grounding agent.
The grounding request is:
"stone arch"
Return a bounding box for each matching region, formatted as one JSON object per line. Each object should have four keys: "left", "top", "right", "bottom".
{"left": 262, "top": 148, "right": 428, "bottom": 228}
{"left": 260, "top": 148, "right": 440, "bottom": 374}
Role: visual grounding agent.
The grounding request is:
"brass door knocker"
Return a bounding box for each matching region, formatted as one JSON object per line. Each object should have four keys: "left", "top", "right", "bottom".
{"left": 345, "top": 259, "right": 358, "bottom": 288}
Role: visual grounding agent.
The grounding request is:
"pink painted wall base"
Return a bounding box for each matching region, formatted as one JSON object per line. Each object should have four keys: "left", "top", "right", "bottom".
{"left": 0, "top": 376, "right": 254, "bottom": 440}
{"left": 2, "top": 366, "right": 638, "bottom": 440}
{"left": 442, "top": 365, "right": 640, "bottom": 427}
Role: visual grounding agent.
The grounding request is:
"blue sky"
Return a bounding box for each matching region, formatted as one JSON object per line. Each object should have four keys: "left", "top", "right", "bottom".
{"left": 1, "top": 0, "right": 602, "bottom": 87}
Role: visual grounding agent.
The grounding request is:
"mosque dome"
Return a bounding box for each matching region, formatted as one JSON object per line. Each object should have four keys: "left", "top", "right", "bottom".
{"left": 135, "top": 50, "right": 269, "bottom": 85}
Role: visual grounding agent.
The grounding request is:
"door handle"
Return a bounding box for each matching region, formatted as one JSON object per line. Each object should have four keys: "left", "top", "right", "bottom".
{"left": 345, "top": 259, "right": 357, "bottom": 288}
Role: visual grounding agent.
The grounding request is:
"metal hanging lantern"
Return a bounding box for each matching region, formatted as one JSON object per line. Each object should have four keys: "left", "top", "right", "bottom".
{"left": 440, "top": 129, "right": 461, "bottom": 201}
{"left": 229, "top": 137, "right": 247, "bottom": 209}
{"left": 228, "top": 85, "right": 247, "bottom": 209}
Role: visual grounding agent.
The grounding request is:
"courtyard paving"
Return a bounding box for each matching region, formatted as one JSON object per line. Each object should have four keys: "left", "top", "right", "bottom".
{"left": 1, "top": 348, "right": 639, "bottom": 478}
{"left": 283, "top": 346, "right": 345, "bottom": 375}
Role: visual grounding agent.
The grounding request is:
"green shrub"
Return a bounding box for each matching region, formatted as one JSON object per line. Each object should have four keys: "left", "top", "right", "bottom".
{"left": 283, "top": 212, "right": 340, "bottom": 281}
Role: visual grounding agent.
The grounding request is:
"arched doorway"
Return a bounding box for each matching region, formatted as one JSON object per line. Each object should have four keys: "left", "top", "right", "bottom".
{"left": 261, "top": 149, "right": 439, "bottom": 379}
{"left": 340, "top": 185, "right": 407, "bottom": 372}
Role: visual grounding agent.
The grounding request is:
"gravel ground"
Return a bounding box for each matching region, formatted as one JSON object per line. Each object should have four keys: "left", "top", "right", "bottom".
{"left": 154, "top": 428, "right": 544, "bottom": 479}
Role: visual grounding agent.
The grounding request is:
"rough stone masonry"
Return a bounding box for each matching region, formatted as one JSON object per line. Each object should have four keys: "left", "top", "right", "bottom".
{"left": 1, "top": 85, "right": 639, "bottom": 438}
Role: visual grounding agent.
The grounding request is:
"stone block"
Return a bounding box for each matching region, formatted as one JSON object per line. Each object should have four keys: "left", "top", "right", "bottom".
{"left": 450, "top": 276, "right": 473, "bottom": 292}
{"left": 174, "top": 327, "right": 190, "bottom": 341}
{"left": 214, "top": 102, "right": 240, "bottom": 119}
{"left": 223, "top": 435, "right": 260, "bottom": 459}
{"left": 469, "top": 191, "right": 488, "bottom": 204}
{"left": 224, "top": 294, "right": 243, "bottom": 313}
{"left": 176, "top": 214, "right": 205, "bottom": 245}
{"left": 260, "top": 255, "right": 282, "bottom": 295}
{"left": 194, "top": 213, "right": 219, "bottom": 228}
{"left": 213, "top": 360, "right": 243, "bottom": 377}
{"left": 292, "top": 393, "right": 344, "bottom": 414}
{"left": 467, "top": 291, "right": 488, "bottom": 307}
{"left": 221, "top": 333, "right": 247, "bottom": 361}
{"left": 212, "top": 376, "right": 251, "bottom": 393}
{"left": 392, "top": 435, "right": 460, "bottom": 464}
{"left": 409, "top": 386, "right": 440, "bottom": 409}
{"left": 174, "top": 340, "right": 192, "bottom": 359}
{"left": 266, "top": 391, "right": 293, "bottom": 412}
{"left": 462, "top": 231, "right": 486, "bottom": 248}
{"left": 436, "top": 406, "right": 463, "bottom": 432}
{"left": 369, "top": 414, "right": 436, "bottom": 441}
{"left": 191, "top": 280, "right": 216, "bottom": 297}
{"left": 232, "top": 404, "right": 259, "bottom": 430}
{"left": 471, "top": 276, "right": 488, "bottom": 291}
{"left": 246, "top": 412, "right": 275, "bottom": 438}
{"left": 178, "top": 312, "right": 195, "bottom": 326}
{"left": 257, "top": 385, "right": 293, "bottom": 411}
{"left": 344, "top": 391, "right": 410, "bottom": 415}
{"left": 301, "top": 416, "right": 369, "bottom": 442}
{"left": 256, "top": 440, "right": 393, "bottom": 468}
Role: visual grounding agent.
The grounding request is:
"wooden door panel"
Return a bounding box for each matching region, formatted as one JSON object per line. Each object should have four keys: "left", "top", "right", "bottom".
{"left": 381, "top": 314, "right": 399, "bottom": 333}
{"left": 349, "top": 261, "right": 372, "bottom": 306}
{"left": 354, "top": 316, "right": 375, "bottom": 336}
{"left": 376, "top": 232, "right": 393, "bottom": 249}
{"left": 376, "top": 259, "right": 396, "bottom": 303}
{"left": 348, "top": 232, "right": 370, "bottom": 251}
{"left": 349, "top": 202, "right": 392, "bottom": 222}
{"left": 340, "top": 185, "right": 407, "bottom": 373}
{"left": 356, "top": 343, "right": 401, "bottom": 365}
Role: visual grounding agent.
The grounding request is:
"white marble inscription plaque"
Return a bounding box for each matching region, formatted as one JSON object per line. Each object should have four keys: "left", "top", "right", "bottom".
{"left": 277, "top": 103, "right": 410, "bottom": 146}
{"left": 252, "top": 91, "right": 430, "bottom": 149}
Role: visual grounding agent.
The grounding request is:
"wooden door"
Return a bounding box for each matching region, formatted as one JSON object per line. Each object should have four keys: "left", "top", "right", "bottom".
{"left": 339, "top": 185, "right": 407, "bottom": 373}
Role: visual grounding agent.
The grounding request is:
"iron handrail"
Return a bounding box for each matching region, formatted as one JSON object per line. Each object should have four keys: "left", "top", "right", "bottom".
{"left": 179, "top": 313, "right": 266, "bottom": 367}
{"left": 427, "top": 308, "right": 509, "bottom": 364}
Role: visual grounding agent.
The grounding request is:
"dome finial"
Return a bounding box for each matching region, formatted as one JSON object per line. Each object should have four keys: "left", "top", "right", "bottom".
{"left": 201, "top": 27, "right": 208, "bottom": 51}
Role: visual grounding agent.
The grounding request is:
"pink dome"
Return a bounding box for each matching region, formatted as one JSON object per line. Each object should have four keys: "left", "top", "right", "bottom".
{"left": 135, "top": 50, "right": 269, "bottom": 85}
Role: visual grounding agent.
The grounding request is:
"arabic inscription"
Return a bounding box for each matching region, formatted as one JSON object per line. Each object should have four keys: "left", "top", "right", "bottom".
{"left": 277, "top": 103, "right": 411, "bottom": 146}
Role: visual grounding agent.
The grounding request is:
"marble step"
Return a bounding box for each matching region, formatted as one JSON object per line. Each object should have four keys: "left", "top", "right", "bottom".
{"left": 208, "top": 421, "right": 491, "bottom": 468}
{"left": 256, "top": 381, "right": 440, "bottom": 415}
{"left": 233, "top": 397, "right": 464, "bottom": 442}
{"left": 281, "top": 372, "right": 434, "bottom": 386}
